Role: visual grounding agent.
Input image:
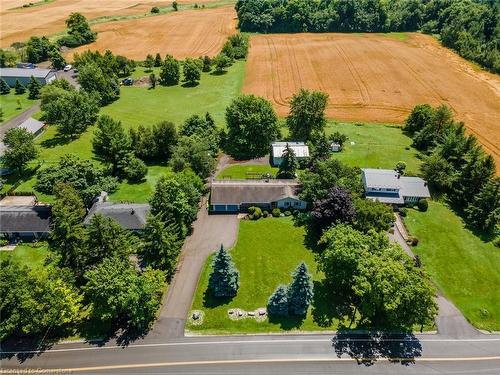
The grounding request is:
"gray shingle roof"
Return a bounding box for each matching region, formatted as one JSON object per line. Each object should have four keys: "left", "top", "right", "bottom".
{"left": 0, "top": 67, "right": 53, "bottom": 79}
{"left": 0, "top": 205, "right": 51, "bottom": 233}
{"left": 211, "top": 180, "right": 302, "bottom": 205}
{"left": 399, "top": 177, "right": 431, "bottom": 198}
{"left": 84, "top": 202, "right": 150, "bottom": 230}
{"left": 362, "top": 168, "right": 401, "bottom": 189}
{"left": 18, "top": 117, "right": 44, "bottom": 135}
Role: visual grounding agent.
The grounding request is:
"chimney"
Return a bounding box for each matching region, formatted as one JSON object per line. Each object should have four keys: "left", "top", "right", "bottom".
{"left": 131, "top": 209, "right": 135, "bottom": 215}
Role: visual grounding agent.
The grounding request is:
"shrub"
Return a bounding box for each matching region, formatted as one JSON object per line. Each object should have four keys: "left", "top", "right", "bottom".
{"left": 267, "top": 285, "right": 289, "bottom": 317}
{"left": 272, "top": 208, "right": 281, "bottom": 217}
{"left": 284, "top": 210, "right": 292, "bottom": 217}
{"left": 407, "top": 236, "right": 419, "bottom": 246}
{"left": 248, "top": 206, "right": 262, "bottom": 220}
{"left": 151, "top": 6, "right": 160, "bottom": 13}
{"left": 0, "top": 239, "right": 9, "bottom": 246}
{"left": 493, "top": 237, "right": 500, "bottom": 248}
{"left": 418, "top": 199, "right": 429, "bottom": 212}
{"left": 263, "top": 210, "right": 269, "bottom": 218}
{"left": 399, "top": 207, "right": 408, "bottom": 217}
{"left": 292, "top": 210, "right": 299, "bottom": 216}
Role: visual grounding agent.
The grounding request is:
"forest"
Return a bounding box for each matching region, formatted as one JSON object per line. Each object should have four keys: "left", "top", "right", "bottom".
{"left": 235, "top": 0, "right": 500, "bottom": 73}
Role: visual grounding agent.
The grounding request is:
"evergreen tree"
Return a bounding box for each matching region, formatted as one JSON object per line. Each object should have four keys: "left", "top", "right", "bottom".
{"left": 160, "top": 54, "right": 180, "bottom": 85}
{"left": 208, "top": 245, "right": 239, "bottom": 297}
{"left": 14, "top": 79, "right": 25, "bottom": 94}
{"left": 267, "top": 284, "right": 289, "bottom": 317}
{"left": 27, "top": 76, "right": 42, "bottom": 99}
{"left": 277, "top": 143, "right": 298, "bottom": 179}
{"left": 0, "top": 78, "right": 10, "bottom": 94}
{"left": 202, "top": 55, "right": 212, "bottom": 72}
{"left": 144, "top": 54, "right": 154, "bottom": 71}
{"left": 154, "top": 53, "right": 162, "bottom": 67}
{"left": 287, "top": 262, "right": 314, "bottom": 315}
{"left": 465, "top": 177, "right": 500, "bottom": 234}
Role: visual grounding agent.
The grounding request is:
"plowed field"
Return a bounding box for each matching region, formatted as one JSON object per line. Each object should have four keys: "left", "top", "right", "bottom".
{"left": 244, "top": 33, "right": 500, "bottom": 169}
{"left": 68, "top": 6, "right": 237, "bottom": 60}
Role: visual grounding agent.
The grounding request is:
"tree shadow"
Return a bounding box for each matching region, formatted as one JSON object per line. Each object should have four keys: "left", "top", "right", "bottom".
{"left": 202, "top": 288, "right": 235, "bottom": 308}
{"left": 268, "top": 313, "right": 306, "bottom": 330}
{"left": 210, "top": 70, "right": 227, "bottom": 76}
{"left": 331, "top": 331, "right": 422, "bottom": 366}
{"left": 40, "top": 134, "right": 72, "bottom": 149}
{"left": 310, "top": 280, "right": 349, "bottom": 328}
{"left": 181, "top": 81, "right": 200, "bottom": 88}
{"left": 0, "top": 334, "right": 56, "bottom": 362}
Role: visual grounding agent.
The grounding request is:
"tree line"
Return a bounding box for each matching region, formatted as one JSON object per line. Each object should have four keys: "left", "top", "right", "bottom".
{"left": 235, "top": 0, "right": 499, "bottom": 74}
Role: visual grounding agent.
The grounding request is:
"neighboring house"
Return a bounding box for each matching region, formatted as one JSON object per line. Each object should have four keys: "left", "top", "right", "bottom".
{"left": 361, "top": 168, "right": 431, "bottom": 205}
{"left": 18, "top": 117, "right": 45, "bottom": 138}
{"left": 271, "top": 142, "right": 309, "bottom": 166}
{"left": 0, "top": 67, "right": 56, "bottom": 86}
{"left": 210, "top": 179, "right": 307, "bottom": 213}
{"left": 84, "top": 192, "right": 150, "bottom": 231}
{"left": 0, "top": 205, "right": 51, "bottom": 240}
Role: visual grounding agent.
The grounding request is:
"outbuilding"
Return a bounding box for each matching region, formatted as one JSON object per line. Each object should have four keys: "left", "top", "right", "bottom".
{"left": 271, "top": 142, "right": 309, "bottom": 166}
{"left": 0, "top": 67, "right": 56, "bottom": 87}
{"left": 18, "top": 117, "right": 45, "bottom": 137}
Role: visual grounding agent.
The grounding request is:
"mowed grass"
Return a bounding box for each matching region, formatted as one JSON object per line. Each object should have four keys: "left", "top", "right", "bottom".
{"left": 0, "top": 92, "right": 37, "bottom": 125}
{"left": 0, "top": 244, "right": 48, "bottom": 268}
{"left": 217, "top": 164, "right": 278, "bottom": 180}
{"left": 325, "top": 122, "right": 421, "bottom": 173}
{"left": 188, "top": 218, "right": 342, "bottom": 334}
{"left": 405, "top": 201, "right": 500, "bottom": 331}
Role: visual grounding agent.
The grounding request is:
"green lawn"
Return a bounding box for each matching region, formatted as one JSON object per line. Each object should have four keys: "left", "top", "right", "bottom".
{"left": 188, "top": 218, "right": 344, "bottom": 334}
{"left": 405, "top": 201, "right": 500, "bottom": 331}
{"left": 0, "top": 244, "right": 48, "bottom": 268}
{"left": 217, "top": 164, "right": 278, "bottom": 180}
{"left": 0, "top": 92, "right": 37, "bottom": 125}
{"left": 325, "top": 122, "right": 421, "bottom": 173}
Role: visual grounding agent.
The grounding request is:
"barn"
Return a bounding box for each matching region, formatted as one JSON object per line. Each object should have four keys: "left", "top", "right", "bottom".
{"left": 0, "top": 67, "right": 56, "bottom": 87}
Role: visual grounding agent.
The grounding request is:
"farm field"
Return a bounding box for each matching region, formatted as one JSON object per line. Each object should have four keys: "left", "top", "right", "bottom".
{"left": 243, "top": 33, "right": 500, "bottom": 171}
{"left": 405, "top": 202, "right": 500, "bottom": 331}
{"left": 0, "top": 0, "right": 230, "bottom": 47}
{"left": 68, "top": 5, "right": 237, "bottom": 60}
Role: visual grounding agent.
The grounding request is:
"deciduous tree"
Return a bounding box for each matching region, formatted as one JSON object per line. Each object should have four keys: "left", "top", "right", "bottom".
{"left": 286, "top": 89, "right": 329, "bottom": 141}
{"left": 2, "top": 127, "right": 38, "bottom": 174}
{"left": 160, "top": 55, "right": 180, "bottom": 85}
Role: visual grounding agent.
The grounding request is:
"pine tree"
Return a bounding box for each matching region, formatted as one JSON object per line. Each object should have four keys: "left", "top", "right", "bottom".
{"left": 14, "top": 79, "right": 25, "bottom": 95}
{"left": 208, "top": 245, "right": 239, "bottom": 297}
{"left": 465, "top": 177, "right": 500, "bottom": 233}
{"left": 277, "top": 143, "right": 298, "bottom": 179}
{"left": 267, "top": 284, "right": 289, "bottom": 316}
{"left": 0, "top": 78, "right": 10, "bottom": 95}
{"left": 287, "top": 262, "right": 314, "bottom": 315}
{"left": 27, "top": 76, "right": 42, "bottom": 99}
{"left": 154, "top": 53, "right": 162, "bottom": 67}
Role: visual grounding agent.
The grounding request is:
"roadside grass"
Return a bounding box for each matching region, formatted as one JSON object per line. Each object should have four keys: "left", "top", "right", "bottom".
{"left": 187, "top": 218, "right": 346, "bottom": 334}
{"left": 325, "top": 121, "right": 421, "bottom": 174}
{"left": 0, "top": 92, "right": 36, "bottom": 125}
{"left": 217, "top": 164, "right": 278, "bottom": 180}
{"left": 0, "top": 244, "right": 48, "bottom": 268}
{"left": 405, "top": 201, "right": 500, "bottom": 331}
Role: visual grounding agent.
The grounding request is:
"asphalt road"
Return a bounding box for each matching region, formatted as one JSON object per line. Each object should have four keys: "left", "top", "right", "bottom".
{"left": 2, "top": 334, "right": 500, "bottom": 374}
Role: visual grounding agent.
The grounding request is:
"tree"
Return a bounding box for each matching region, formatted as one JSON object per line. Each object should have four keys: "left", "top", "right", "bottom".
{"left": 84, "top": 257, "right": 164, "bottom": 331}
{"left": 353, "top": 198, "right": 394, "bottom": 233}
{"left": 2, "top": 128, "right": 38, "bottom": 174}
{"left": 49, "top": 49, "right": 66, "bottom": 70}
{"left": 309, "top": 131, "right": 332, "bottom": 162}
{"left": 465, "top": 177, "right": 499, "bottom": 233}
{"left": 160, "top": 55, "right": 180, "bottom": 85}
{"left": 213, "top": 53, "right": 232, "bottom": 73}
{"left": 329, "top": 131, "right": 348, "bottom": 148}
{"left": 267, "top": 285, "right": 289, "bottom": 317}
{"left": 50, "top": 183, "right": 88, "bottom": 275}
{"left": 395, "top": 161, "right": 406, "bottom": 175}
{"left": 0, "top": 78, "right": 11, "bottom": 94}
{"left": 225, "top": 95, "right": 279, "bottom": 159}
{"left": 151, "top": 6, "right": 160, "bottom": 13}
{"left": 183, "top": 58, "right": 202, "bottom": 85}
{"left": 14, "top": 79, "right": 25, "bottom": 94}
{"left": 92, "top": 115, "right": 131, "bottom": 173}
{"left": 78, "top": 61, "right": 120, "bottom": 105}
{"left": 141, "top": 214, "right": 182, "bottom": 278}
{"left": 144, "top": 54, "right": 154, "bottom": 71}
{"left": 154, "top": 53, "right": 162, "bottom": 67}
{"left": 149, "top": 73, "right": 157, "bottom": 89}
{"left": 202, "top": 55, "right": 212, "bottom": 72}
{"left": 0, "top": 49, "right": 17, "bottom": 67}
{"left": 208, "top": 245, "right": 240, "bottom": 297}
{"left": 169, "top": 136, "right": 216, "bottom": 178}
{"left": 311, "top": 185, "right": 356, "bottom": 233}
{"left": 286, "top": 89, "right": 329, "bottom": 141}
{"left": 0, "top": 260, "right": 82, "bottom": 340}
{"left": 59, "top": 12, "right": 96, "bottom": 47}
{"left": 121, "top": 153, "right": 148, "bottom": 182}
{"left": 172, "top": 1, "right": 178, "bottom": 11}
{"left": 404, "top": 104, "right": 434, "bottom": 135}
{"left": 287, "top": 262, "right": 314, "bottom": 315}
{"left": 417, "top": 198, "right": 429, "bottom": 212}
{"left": 277, "top": 143, "right": 298, "bottom": 179}
{"left": 129, "top": 121, "right": 178, "bottom": 162}
{"left": 26, "top": 36, "right": 52, "bottom": 63}
{"left": 27, "top": 76, "right": 42, "bottom": 99}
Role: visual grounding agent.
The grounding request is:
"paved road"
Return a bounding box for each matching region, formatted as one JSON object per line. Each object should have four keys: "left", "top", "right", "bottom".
{"left": 146, "top": 198, "right": 239, "bottom": 339}
{"left": 2, "top": 334, "right": 500, "bottom": 374}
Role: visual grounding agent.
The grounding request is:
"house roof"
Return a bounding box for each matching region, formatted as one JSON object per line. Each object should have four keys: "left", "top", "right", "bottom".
{"left": 0, "top": 205, "right": 51, "bottom": 233}
{"left": 18, "top": 117, "right": 44, "bottom": 135}
{"left": 272, "top": 142, "right": 310, "bottom": 158}
{"left": 0, "top": 67, "right": 54, "bottom": 79}
{"left": 361, "top": 168, "right": 431, "bottom": 199}
{"left": 362, "top": 168, "right": 401, "bottom": 189}
{"left": 399, "top": 177, "right": 431, "bottom": 198}
{"left": 211, "top": 180, "right": 302, "bottom": 205}
{"left": 84, "top": 202, "right": 150, "bottom": 230}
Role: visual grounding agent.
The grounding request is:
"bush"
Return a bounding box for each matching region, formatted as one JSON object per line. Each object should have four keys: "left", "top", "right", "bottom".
{"left": 123, "top": 155, "right": 147, "bottom": 182}
{"left": 292, "top": 210, "right": 299, "bottom": 216}
{"left": 284, "top": 210, "right": 292, "bottom": 217}
{"left": 151, "top": 6, "right": 160, "bottom": 13}
{"left": 272, "top": 208, "right": 281, "bottom": 217}
{"left": 263, "top": 210, "right": 269, "bottom": 218}
{"left": 418, "top": 199, "right": 429, "bottom": 212}
{"left": 493, "top": 237, "right": 500, "bottom": 248}
{"left": 406, "top": 236, "right": 419, "bottom": 246}
{"left": 0, "top": 239, "right": 9, "bottom": 246}
{"left": 399, "top": 207, "right": 408, "bottom": 217}
{"left": 248, "top": 206, "right": 262, "bottom": 220}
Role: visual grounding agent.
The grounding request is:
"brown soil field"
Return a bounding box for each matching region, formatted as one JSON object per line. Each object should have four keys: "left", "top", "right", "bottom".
{"left": 0, "top": 0, "right": 228, "bottom": 48}
{"left": 68, "top": 6, "right": 237, "bottom": 60}
{"left": 243, "top": 33, "right": 500, "bottom": 170}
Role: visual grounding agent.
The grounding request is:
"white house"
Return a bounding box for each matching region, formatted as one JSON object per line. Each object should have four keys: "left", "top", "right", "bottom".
{"left": 361, "top": 168, "right": 431, "bottom": 205}
{"left": 210, "top": 179, "right": 307, "bottom": 213}
{"left": 271, "top": 142, "right": 309, "bottom": 166}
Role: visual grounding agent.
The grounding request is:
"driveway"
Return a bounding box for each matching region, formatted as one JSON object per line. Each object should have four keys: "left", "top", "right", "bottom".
{"left": 147, "top": 197, "right": 239, "bottom": 340}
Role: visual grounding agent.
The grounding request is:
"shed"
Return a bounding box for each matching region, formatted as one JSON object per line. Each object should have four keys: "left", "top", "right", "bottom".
{"left": 18, "top": 117, "right": 45, "bottom": 137}
{"left": 271, "top": 142, "right": 309, "bottom": 166}
{"left": 0, "top": 67, "right": 56, "bottom": 86}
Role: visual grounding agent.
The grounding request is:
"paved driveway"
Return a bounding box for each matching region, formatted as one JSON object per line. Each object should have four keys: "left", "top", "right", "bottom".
{"left": 147, "top": 198, "right": 239, "bottom": 339}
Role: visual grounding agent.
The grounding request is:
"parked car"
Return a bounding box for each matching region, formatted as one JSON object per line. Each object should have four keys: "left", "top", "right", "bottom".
{"left": 122, "top": 77, "right": 134, "bottom": 86}
{"left": 63, "top": 64, "right": 72, "bottom": 72}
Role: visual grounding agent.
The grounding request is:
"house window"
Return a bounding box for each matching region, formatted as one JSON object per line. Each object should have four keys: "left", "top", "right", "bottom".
{"left": 294, "top": 201, "right": 300, "bottom": 206}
